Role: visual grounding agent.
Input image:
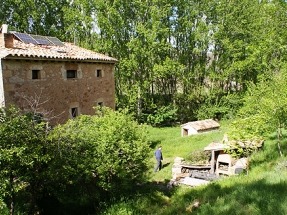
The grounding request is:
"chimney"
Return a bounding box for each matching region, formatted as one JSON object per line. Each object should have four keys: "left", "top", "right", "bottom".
{"left": 4, "top": 34, "right": 14, "bottom": 48}
{"left": 0, "top": 24, "right": 13, "bottom": 48}
{"left": 1, "top": 24, "right": 8, "bottom": 33}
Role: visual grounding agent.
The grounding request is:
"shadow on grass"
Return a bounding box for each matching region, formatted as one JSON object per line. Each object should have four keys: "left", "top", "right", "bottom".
{"left": 100, "top": 179, "right": 178, "bottom": 214}
{"left": 136, "top": 179, "right": 175, "bottom": 196}
{"left": 168, "top": 178, "right": 287, "bottom": 215}
{"left": 124, "top": 177, "right": 287, "bottom": 215}
{"left": 162, "top": 162, "right": 171, "bottom": 169}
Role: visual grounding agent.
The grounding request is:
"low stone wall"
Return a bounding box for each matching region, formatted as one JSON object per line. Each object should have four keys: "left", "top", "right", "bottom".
{"left": 172, "top": 157, "right": 185, "bottom": 180}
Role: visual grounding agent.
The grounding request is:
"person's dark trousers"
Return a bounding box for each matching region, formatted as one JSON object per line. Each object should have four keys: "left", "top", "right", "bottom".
{"left": 154, "top": 159, "right": 162, "bottom": 172}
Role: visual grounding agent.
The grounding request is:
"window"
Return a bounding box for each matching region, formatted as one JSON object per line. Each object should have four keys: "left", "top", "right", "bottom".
{"left": 96, "top": 69, "right": 102, "bottom": 78}
{"left": 67, "top": 70, "right": 77, "bottom": 79}
{"left": 71, "top": 107, "right": 78, "bottom": 118}
{"left": 32, "top": 70, "right": 41, "bottom": 79}
{"left": 96, "top": 102, "right": 104, "bottom": 110}
{"left": 97, "top": 102, "right": 103, "bottom": 107}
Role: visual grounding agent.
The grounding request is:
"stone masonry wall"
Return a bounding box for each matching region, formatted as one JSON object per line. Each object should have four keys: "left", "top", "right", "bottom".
{"left": 1, "top": 59, "right": 115, "bottom": 125}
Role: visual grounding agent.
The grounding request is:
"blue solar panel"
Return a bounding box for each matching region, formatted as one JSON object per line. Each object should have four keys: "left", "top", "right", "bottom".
{"left": 13, "top": 32, "right": 38, "bottom": 45}
{"left": 46, "top": 36, "right": 64, "bottom": 46}
{"left": 12, "top": 32, "right": 64, "bottom": 46}
{"left": 31, "top": 35, "right": 52, "bottom": 45}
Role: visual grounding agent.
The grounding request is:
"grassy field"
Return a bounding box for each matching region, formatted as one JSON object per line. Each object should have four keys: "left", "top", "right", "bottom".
{"left": 146, "top": 122, "right": 228, "bottom": 183}
{"left": 102, "top": 120, "right": 287, "bottom": 215}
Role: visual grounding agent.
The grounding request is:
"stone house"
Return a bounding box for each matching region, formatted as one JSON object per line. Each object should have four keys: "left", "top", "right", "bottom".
{"left": 0, "top": 24, "right": 117, "bottom": 125}
{"left": 181, "top": 119, "right": 220, "bottom": 136}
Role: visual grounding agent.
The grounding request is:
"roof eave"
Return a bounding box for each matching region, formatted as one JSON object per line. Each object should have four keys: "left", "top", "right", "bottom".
{"left": 2, "top": 55, "right": 118, "bottom": 64}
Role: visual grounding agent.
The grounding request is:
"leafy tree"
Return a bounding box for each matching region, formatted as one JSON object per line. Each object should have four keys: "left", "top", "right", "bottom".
{"left": 228, "top": 70, "right": 287, "bottom": 156}
{"left": 0, "top": 106, "right": 51, "bottom": 215}
{"left": 48, "top": 108, "right": 150, "bottom": 208}
{"left": 94, "top": 0, "right": 182, "bottom": 120}
{"left": 3, "top": 0, "right": 287, "bottom": 123}
{"left": 0, "top": 0, "right": 69, "bottom": 37}
{"left": 145, "top": 104, "right": 178, "bottom": 127}
{"left": 0, "top": 106, "right": 150, "bottom": 214}
{"left": 196, "top": 92, "right": 244, "bottom": 120}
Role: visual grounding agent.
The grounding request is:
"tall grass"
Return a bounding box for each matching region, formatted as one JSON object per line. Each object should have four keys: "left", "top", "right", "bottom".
{"left": 101, "top": 121, "right": 287, "bottom": 215}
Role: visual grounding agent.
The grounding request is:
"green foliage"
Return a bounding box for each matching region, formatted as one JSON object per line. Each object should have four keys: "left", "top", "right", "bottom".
{"left": 101, "top": 124, "right": 287, "bottom": 215}
{"left": 0, "top": 0, "right": 69, "bottom": 37}
{"left": 175, "top": 93, "right": 203, "bottom": 123}
{"left": 228, "top": 115, "right": 270, "bottom": 140}
{"left": 0, "top": 106, "right": 151, "bottom": 214}
{"left": 196, "top": 92, "right": 244, "bottom": 120}
{"left": 48, "top": 108, "right": 150, "bottom": 205}
{"left": 3, "top": 0, "right": 287, "bottom": 123}
{"left": 225, "top": 69, "right": 287, "bottom": 158}
{"left": 146, "top": 105, "right": 178, "bottom": 127}
{"left": 0, "top": 106, "right": 51, "bottom": 214}
{"left": 225, "top": 138, "right": 264, "bottom": 159}
{"left": 228, "top": 71, "right": 287, "bottom": 141}
{"left": 102, "top": 198, "right": 134, "bottom": 215}
{"left": 185, "top": 150, "right": 211, "bottom": 165}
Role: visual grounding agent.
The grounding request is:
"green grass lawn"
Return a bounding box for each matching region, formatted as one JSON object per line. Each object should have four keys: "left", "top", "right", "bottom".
{"left": 146, "top": 124, "right": 226, "bottom": 182}
{"left": 102, "top": 121, "right": 287, "bottom": 215}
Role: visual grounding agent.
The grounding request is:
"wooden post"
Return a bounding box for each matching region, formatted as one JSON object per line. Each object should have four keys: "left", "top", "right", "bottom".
{"left": 210, "top": 150, "right": 215, "bottom": 174}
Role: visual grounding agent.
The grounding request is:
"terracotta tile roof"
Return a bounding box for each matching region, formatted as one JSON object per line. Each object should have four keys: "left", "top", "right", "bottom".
{"left": 181, "top": 119, "right": 220, "bottom": 131}
{"left": 0, "top": 35, "right": 117, "bottom": 63}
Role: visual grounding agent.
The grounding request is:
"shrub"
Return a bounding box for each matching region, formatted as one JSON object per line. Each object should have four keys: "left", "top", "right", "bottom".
{"left": 48, "top": 107, "right": 150, "bottom": 207}
{"left": 196, "top": 93, "right": 244, "bottom": 120}
{"left": 0, "top": 106, "right": 51, "bottom": 214}
{"left": 146, "top": 105, "right": 178, "bottom": 127}
{"left": 185, "top": 150, "right": 211, "bottom": 165}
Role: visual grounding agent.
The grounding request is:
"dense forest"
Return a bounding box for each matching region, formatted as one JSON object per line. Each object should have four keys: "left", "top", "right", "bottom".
{"left": 2, "top": 0, "right": 287, "bottom": 214}
{"left": 2, "top": 0, "right": 287, "bottom": 125}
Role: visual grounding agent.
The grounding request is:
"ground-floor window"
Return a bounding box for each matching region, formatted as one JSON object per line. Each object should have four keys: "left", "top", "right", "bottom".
{"left": 71, "top": 107, "right": 78, "bottom": 118}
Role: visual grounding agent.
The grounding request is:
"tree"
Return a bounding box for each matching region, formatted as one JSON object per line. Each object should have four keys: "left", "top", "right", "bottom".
{"left": 0, "top": 106, "right": 51, "bottom": 215}
{"left": 47, "top": 108, "right": 150, "bottom": 209}
{"left": 228, "top": 70, "right": 287, "bottom": 156}
{"left": 3, "top": 0, "right": 287, "bottom": 123}
{"left": 94, "top": 0, "right": 183, "bottom": 121}
{"left": 0, "top": 106, "right": 150, "bottom": 214}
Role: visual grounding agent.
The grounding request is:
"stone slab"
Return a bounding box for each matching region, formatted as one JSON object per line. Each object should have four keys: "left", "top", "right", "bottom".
{"left": 180, "top": 177, "right": 210, "bottom": 187}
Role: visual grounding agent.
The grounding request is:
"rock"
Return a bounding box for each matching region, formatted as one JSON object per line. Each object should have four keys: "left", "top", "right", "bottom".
{"left": 186, "top": 199, "right": 200, "bottom": 213}
{"left": 174, "top": 157, "right": 184, "bottom": 164}
{"left": 180, "top": 177, "right": 209, "bottom": 186}
{"left": 234, "top": 158, "right": 248, "bottom": 168}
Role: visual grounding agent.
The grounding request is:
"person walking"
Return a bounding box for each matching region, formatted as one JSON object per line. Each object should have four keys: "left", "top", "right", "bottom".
{"left": 154, "top": 146, "right": 163, "bottom": 172}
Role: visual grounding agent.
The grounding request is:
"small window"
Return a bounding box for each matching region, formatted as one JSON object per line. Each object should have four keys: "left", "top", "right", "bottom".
{"left": 67, "top": 70, "right": 77, "bottom": 79}
{"left": 71, "top": 107, "right": 78, "bottom": 118}
{"left": 96, "top": 69, "right": 102, "bottom": 78}
{"left": 97, "top": 102, "right": 103, "bottom": 107}
{"left": 32, "top": 70, "right": 41, "bottom": 79}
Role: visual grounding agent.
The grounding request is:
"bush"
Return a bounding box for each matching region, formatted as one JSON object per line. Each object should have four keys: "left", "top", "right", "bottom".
{"left": 196, "top": 93, "right": 244, "bottom": 120}
{"left": 48, "top": 108, "right": 150, "bottom": 208}
{"left": 185, "top": 150, "right": 211, "bottom": 165}
{"left": 145, "top": 105, "right": 178, "bottom": 127}
{"left": 0, "top": 106, "right": 51, "bottom": 214}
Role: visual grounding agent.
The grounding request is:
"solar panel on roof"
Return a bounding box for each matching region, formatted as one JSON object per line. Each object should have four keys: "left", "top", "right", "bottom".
{"left": 13, "top": 32, "right": 38, "bottom": 45}
{"left": 31, "top": 35, "right": 52, "bottom": 45}
{"left": 12, "top": 32, "right": 64, "bottom": 46}
{"left": 46, "top": 36, "right": 64, "bottom": 46}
